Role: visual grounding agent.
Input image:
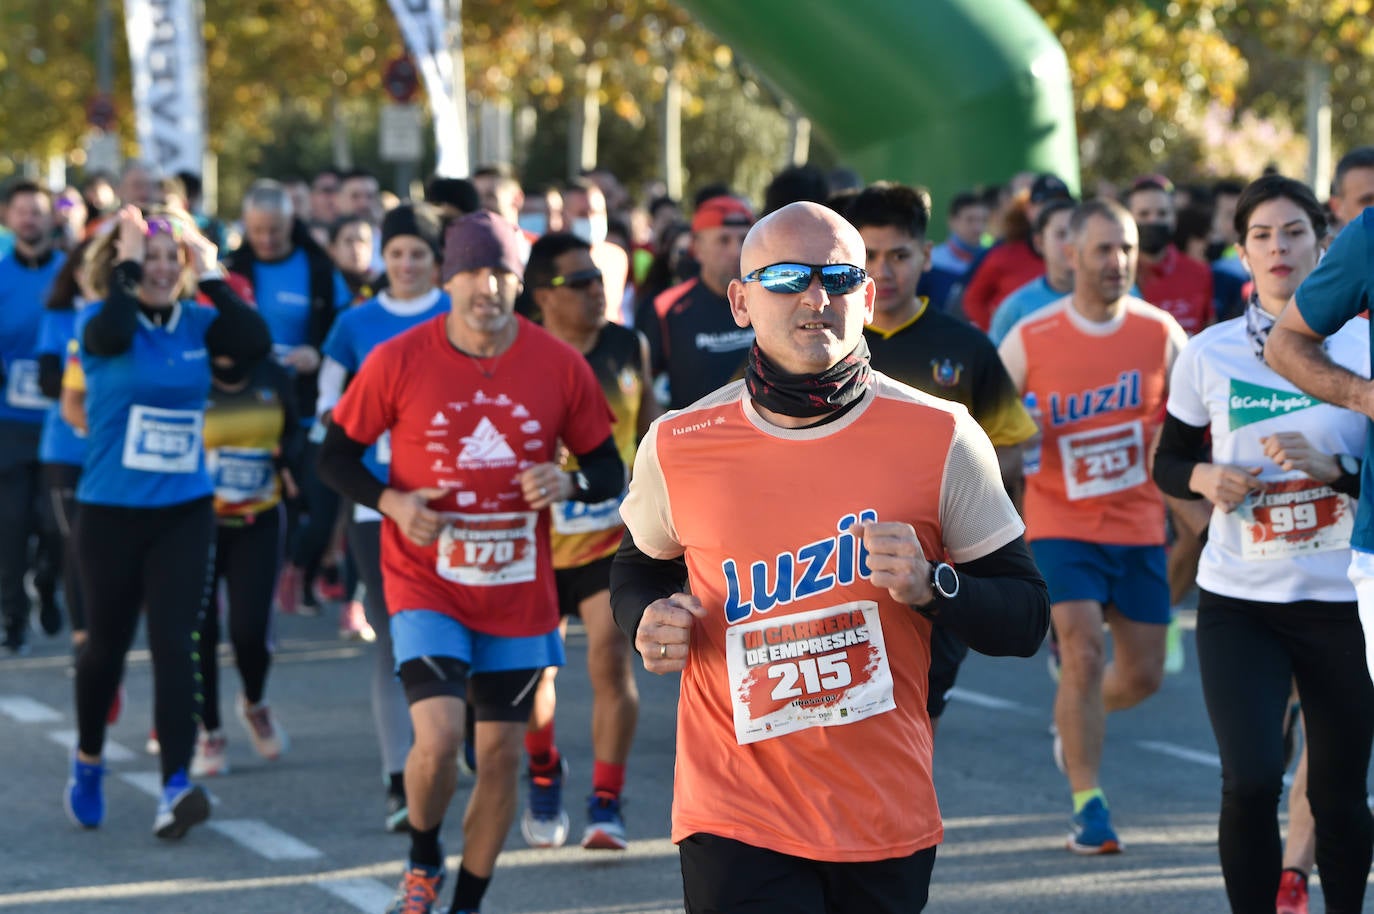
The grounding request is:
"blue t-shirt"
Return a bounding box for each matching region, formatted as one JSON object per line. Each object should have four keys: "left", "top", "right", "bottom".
{"left": 321, "top": 289, "right": 449, "bottom": 481}
{"left": 36, "top": 308, "right": 87, "bottom": 466}
{"left": 76, "top": 300, "right": 219, "bottom": 508}
{"left": 1292, "top": 208, "right": 1374, "bottom": 552}
{"left": 252, "top": 249, "right": 313, "bottom": 358}
{"left": 988, "top": 277, "right": 1068, "bottom": 345}
{"left": 0, "top": 251, "right": 67, "bottom": 424}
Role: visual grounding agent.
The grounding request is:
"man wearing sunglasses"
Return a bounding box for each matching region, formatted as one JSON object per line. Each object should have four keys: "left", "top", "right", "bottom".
{"left": 843, "top": 182, "right": 1039, "bottom": 739}
{"left": 513, "top": 233, "right": 661, "bottom": 852}
{"left": 611, "top": 201, "right": 1049, "bottom": 912}
{"left": 642, "top": 195, "right": 756, "bottom": 409}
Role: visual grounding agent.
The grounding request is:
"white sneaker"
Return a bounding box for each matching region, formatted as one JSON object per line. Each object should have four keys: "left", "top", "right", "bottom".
{"left": 236, "top": 695, "right": 288, "bottom": 760}
{"left": 520, "top": 758, "right": 570, "bottom": 848}
{"left": 191, "top": 729, "right": 230, "bottom": 777}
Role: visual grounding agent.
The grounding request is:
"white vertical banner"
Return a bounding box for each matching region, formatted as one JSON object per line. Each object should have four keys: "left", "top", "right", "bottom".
{"left": 123, "top": 0, "right": 206, "bottom": 176}
{"left": 387, "top": 0, "right": 468, "bottom": 177}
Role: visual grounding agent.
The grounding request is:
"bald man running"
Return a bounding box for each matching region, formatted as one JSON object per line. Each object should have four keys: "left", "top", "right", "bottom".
{"left": 609, "top": 202, "right": 1050, "bottom": 913}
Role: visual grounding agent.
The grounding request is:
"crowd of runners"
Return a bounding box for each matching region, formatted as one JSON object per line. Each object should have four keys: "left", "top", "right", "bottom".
{"left": 2, "top": 146, "right": 1374, "bottom": 914}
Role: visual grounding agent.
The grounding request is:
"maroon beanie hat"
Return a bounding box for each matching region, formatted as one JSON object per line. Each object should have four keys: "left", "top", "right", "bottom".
{"left": 441, "top": 210, "right": 525, "bottom": 283}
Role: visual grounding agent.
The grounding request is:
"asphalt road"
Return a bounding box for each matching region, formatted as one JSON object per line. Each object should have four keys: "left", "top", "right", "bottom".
{"left": 0, "top": 607, "right": 1361, "bottom": 913}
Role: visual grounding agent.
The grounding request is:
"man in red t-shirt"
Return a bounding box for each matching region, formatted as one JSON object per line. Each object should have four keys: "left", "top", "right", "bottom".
{"left": 319, "top": 212, "right": 622, "bottom": 914}
{"left": 1127, "top": 178, "right": 1214, "bottom": 336}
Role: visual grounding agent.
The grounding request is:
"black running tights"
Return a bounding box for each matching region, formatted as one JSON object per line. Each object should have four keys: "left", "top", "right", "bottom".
{"left": 1196, "top": 588, "right": 1374, "bottom": 914}
{"left": 74, "top": 498, "right": 215, "bottom": 783}
{"left": 42, "top": 462, "right": 84, "bottom": 633}
{"left": 200, "top": 506, "right": 281, "bottom": 731}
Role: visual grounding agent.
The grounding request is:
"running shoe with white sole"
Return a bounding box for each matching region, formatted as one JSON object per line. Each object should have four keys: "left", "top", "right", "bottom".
{"left": 1067, "top": 797, "right": 1122, "bottom": 855}
{"left": 385, "top": 861, "right": 445, "bottom": 914}
{"left": 520, "top": 757, "right": 570, "bottom": 848}
{"left": 153, "top": 770, "right": 210, "bottom": 840}
{"left": 236, "top": 694, "right": 288, "bottom": 760}
{"left": 581, "top": 791, "right": 628, "bottom": 850}
{"left": 191, "top": 729, "right": 230, "bottom": 777}
{"left": 64, "top": 756, "right": 104, "bottom": 829}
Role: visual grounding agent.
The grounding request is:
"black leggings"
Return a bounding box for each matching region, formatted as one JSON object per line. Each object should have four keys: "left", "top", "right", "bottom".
{"left": 0, "top": 454, "right": 41, "bottom": 641}
{"left": 200, "top": 506, "right": 282, "bottom": 731}
{"left": 1196, "top": 588, "right": 1374, "bottom": 914}
{"left": 74, "top": 497, "right": 215, "bottom": 783}
{"left": 42, "top": 462, "right": 84, "bottom": 633}
{"left": 288, "top": 439, "right": 340, "bottom": 585}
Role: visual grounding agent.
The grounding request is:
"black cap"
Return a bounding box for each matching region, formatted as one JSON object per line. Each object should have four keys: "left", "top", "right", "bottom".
{"left": 1029, "top": 173, "right": 1072, "bottom": 204}
{"left": 381, "top": 203, "right": 443, "bottom": 256}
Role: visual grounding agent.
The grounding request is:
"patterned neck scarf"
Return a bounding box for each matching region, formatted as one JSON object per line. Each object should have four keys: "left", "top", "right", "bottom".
{"left": 746, "top": 339, "right": 872, "bottom": 418}
{"left": 1245, "top": 293, "right": 1276, "bottom": 364}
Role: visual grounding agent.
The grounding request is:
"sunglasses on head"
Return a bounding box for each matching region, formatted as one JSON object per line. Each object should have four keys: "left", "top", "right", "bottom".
{"left": 549, "top": 267, "right": 603, "bottom": 291}
{"left": 741, "top": 262, "right": 868, "bottom": 295}
{"left": 144, "top": 217, "right": 184, "bottom": 240}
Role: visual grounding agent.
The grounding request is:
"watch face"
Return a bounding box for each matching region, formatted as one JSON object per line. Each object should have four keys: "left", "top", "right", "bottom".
{"left": 934, "top": 563, "right": 957, "bottom": 597}
{"left": 1341, "top": 455, "right": 1360, "bottom": 476}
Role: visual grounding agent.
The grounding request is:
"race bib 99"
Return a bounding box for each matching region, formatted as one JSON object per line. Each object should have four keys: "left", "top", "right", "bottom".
{"left": 1238, "top": 477, "right": 1353, "bottom": 560}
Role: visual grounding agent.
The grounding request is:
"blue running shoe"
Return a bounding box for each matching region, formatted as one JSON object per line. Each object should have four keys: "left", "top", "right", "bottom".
{"left": 581, "top": 791, "right": 628, "bottom": 850}
{"left": 64, "top": 756, "right": 104, "bottom": 829}
{"left": 385, "top": 861, "right": 445, "bottom": 914}
{"left": 154, "top": 769, "right": 210, "bottom": 840}
{"left": 1068, "top": 796, "right": 1122, "bottom": 855}
{"left": 520, "top": 757, "right": 569, "bottom": 848}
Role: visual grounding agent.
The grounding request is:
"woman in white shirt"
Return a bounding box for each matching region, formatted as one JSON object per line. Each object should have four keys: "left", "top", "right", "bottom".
{"left": 1153, "top": 174, "right": 1374, "bottom": 914}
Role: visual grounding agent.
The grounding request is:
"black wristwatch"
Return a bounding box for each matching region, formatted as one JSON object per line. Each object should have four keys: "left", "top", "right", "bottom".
{"left": 914, "top": 562, "right": 959, "bottom": 618}
{"left": 1333, "top": 454, "right": 1361, "bottom": 498}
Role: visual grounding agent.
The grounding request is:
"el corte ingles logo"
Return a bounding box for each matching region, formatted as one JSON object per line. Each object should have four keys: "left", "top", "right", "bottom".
{"left": 1228, "top": 379, "right": 1323, "bottom": 430}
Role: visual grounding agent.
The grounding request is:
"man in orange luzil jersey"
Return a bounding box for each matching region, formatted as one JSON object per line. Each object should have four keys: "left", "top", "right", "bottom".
{"left": 609, "top": 201, "right": 1049, "bottom": 913}
{"left": 999, "top": 198, "right": 1188, "bottom": 856}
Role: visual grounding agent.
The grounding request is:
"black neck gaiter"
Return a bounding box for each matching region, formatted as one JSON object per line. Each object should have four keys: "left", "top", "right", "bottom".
{"left": 745, "top": 339, "right": 872, "bottom": 419}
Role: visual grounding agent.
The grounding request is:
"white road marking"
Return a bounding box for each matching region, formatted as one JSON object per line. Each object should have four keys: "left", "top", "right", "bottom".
{"left": 1137, "top": 740, "right": 1220, "bottom": 767}
{"left": 209, "top": 818, "right": 323, "bottom": 860}
{"left": 946, "top": 687, "right": 1026, "bottom": 711}
{"left": 0, "top": 695, "right": 62, "bottom": 723}
{"left": 316, "top": 878, "right": 396, "bottom": 911}
{"left": 117, "top": 771, "right": 165, "bottom": 798}
{"left": 46, "top": 728, "right": 134, "bottom": 762}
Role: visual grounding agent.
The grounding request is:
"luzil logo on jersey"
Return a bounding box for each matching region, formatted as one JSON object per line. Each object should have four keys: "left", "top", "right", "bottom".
{"left": 1048, "top": 371, "right": 1141, "bottom": 427}
{"left": 457, "top": 417, "right": 518, "bottom": 468}
{"left": 722, "top": 510, "right": 876, "bottom": 623}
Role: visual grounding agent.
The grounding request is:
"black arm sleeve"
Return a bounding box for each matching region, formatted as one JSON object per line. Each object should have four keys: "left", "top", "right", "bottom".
{"left": 38, "top": 353, "right": 63, "bottom": 399}
{"left": 273, "top": 364, "right": 306, "bottom": 479}
{"left": 83, "top": 261, "right": 143, "bottom": 355}
{"left": 609, "top": 531, "right": 688, "bottom": 645}
{"left": 570, "top": 435, "right": 625, "bottom": 503}
{"left": 201, "top": 278, "right": 272, "bottom": 364}
{"left": 924, "top": 535, "right": 1050, "bottom": 658}
{"left": 316, "top": 421, "right": 386, "bottom": 510}
{"left": 1152, "top": 412, "right": 1210, "bottom": 500}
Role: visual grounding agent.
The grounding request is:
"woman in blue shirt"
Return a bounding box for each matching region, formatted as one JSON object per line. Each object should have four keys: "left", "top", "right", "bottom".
{"left": 63, "top": 206, "right": 270, "bottom": 840}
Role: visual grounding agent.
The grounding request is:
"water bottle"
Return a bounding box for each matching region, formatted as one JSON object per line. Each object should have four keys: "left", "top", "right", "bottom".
{"left": 1023, "top": 392, "right": 1042, "bottom": 476}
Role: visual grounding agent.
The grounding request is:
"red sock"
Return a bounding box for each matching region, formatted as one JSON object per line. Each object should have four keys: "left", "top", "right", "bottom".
{"left": 525, "top": 723, "right": 558, "bottom": 772}
{"left": 592, "top": 761, "right": 625, "bottom": 797}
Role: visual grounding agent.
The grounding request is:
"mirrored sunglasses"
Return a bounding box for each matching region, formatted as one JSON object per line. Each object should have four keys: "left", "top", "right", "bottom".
{"left": 144, "top": 217, "right": 184, "bottom": 240}
{"left": 742, "top": 262, "right": 868, "bottom": 295}
{"left": 549, "top": 267, "right": 604, "bottom": 291}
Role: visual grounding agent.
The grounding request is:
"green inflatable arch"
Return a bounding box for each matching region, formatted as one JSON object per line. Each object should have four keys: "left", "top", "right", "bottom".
{"left": 676, "top": 0, "right": 1079, "bottom": 216}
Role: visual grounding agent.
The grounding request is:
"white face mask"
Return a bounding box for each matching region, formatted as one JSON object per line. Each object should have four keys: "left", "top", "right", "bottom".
{"left": 571, "top": 215, "right": 607, "bottom": 246}
{"left": 517, "top": 213, "right": 547, "bottom": 237}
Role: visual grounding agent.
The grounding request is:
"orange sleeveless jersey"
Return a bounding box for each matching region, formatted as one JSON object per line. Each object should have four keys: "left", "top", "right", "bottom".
{"left": 620, "top": 375, "right": 1024, "bottom": 862}
{"left": 998, "top": 297, "right": 1186, "bottom": 546}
